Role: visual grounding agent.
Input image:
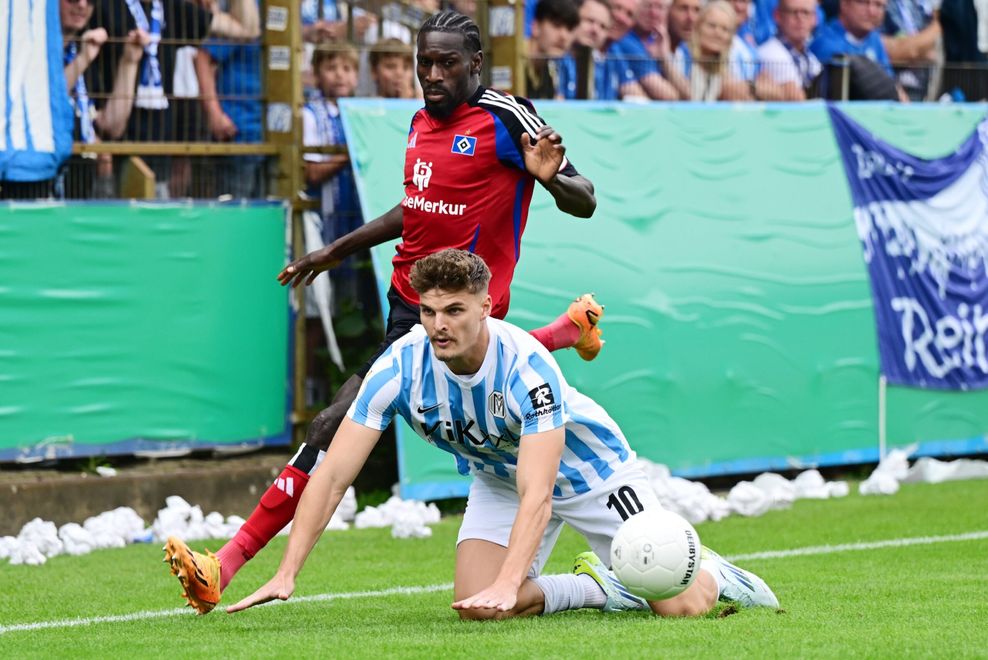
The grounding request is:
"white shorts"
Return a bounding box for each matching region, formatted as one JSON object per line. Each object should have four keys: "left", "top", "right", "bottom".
{"left": 456, "top": 463, "right": 662, "bottom": 577}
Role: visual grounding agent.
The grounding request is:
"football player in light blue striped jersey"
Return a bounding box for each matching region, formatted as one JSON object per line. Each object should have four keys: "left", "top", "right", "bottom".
{"left": 228, "top": 249, "right": 778, "bottom": 619}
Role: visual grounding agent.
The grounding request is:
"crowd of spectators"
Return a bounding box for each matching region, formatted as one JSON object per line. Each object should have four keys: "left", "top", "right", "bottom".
{"left": 528, "top": 0, "right": 988, "bottom": 102}
{"left": 31, "top": 0, "right": 988, "bottom": 202}
{"left": 50, "top": 0, "right": 452, "bottom": 200}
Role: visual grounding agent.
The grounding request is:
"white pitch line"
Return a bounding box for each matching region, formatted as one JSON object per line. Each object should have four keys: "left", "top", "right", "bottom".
{"left": 0, "top": 607, "right": 194, "bottom": 635}
{"left": 725, "top": 530, "right": 988, "bottom": 562}
{"left": 3, "top": 530, "right": 987, "bottom": 636}
{"left": 0, "top": 583, "right": 453, "bottom": 636}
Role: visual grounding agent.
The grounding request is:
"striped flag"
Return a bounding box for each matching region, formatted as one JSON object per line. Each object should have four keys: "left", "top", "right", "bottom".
{"left": 0, "top": 0, "right": 73, "bottom": 182}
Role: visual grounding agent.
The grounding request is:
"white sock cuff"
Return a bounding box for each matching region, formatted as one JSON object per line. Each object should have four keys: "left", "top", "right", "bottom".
{"left": 289, "top": 443, "right": 326, "bottom": 475}
{"left": 533, "top": 574, "right": 589, "bottom": 615}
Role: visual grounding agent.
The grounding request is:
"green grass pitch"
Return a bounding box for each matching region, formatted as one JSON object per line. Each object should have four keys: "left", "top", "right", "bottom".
{"left": 1, "top": 479, "right": 986, "bottom": 658}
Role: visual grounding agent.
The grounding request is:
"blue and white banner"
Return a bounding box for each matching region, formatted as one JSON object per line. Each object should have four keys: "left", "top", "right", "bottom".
{"left": 830, "top": 106, "right": 988, "bottom": 390}
{"left": 0, "top": 0, "right": 73, "bottom": 182}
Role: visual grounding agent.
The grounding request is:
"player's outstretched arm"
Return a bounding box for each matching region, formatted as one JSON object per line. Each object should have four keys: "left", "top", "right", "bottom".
{"left": 451, "top": 428, "right": 564, "bottom": 612}
{"left": 520, "top": 127, "right": 596, "bottom": 219}
{"left": 277, "top": 203, "right": 404, "bottom": 287}
{"left": 226, "top": 419, "right": 382, "bottom": 614}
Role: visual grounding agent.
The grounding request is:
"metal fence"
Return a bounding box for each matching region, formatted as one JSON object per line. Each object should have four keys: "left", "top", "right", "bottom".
{"left": 527, "top": 50, "right": 988, "bottom": 103}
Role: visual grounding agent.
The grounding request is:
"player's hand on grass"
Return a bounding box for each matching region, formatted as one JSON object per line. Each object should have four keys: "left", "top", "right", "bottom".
{"left": 521, "top": 125, "right": 565, "bottom": 186}
{"left": 226, "top": 573, "right": 295, "bottom": 614}
{"left": 277, "top": 246, "right": 343, "bottom": 287}
{"left": 451, "top": 579, "right": 518, "bottom": 613}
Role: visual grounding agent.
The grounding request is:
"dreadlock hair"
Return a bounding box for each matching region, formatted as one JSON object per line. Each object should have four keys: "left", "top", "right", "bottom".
{"left": 418, "top": 10, "right": 483, "bottom": 55}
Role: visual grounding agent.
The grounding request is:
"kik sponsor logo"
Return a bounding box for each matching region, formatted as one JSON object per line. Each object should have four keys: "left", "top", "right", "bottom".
{"left": 524, "top": 383, "right": 561, "bottom": 421}
{"left": 419, "top": 417, "right": 519, "bottom": 449}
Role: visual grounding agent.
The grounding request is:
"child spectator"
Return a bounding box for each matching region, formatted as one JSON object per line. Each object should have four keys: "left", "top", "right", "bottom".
{"left": 301, "top": 43, "right": 365, "bottom": 401}
{"left": 369, "top": 38, "right": 416, "bottom": 99}
{"left": 303, "top": 43, "right": 362, "bottom": 281}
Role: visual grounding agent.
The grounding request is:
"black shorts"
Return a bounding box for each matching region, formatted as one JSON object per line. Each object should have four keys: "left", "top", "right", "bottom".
{"left": 355, "top": 287, "right": 420, "bottom": 379}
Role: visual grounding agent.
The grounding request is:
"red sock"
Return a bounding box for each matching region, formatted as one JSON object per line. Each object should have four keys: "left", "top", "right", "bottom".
{"left": 529, "top": 312, "right": 581, "bottom": 352}
{"left": 215, "top": 540, "right": 249, "bottom": 592}
{"left": 218, "top": 465, "right": 311, "bottom": 591}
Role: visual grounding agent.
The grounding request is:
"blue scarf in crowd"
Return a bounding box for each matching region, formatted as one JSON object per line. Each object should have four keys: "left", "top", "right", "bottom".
{"left": 125, "top": 0, "right": 167, "bottom": 110}
{"left": 64, "top": 41, "right": 96, "bottom": 143}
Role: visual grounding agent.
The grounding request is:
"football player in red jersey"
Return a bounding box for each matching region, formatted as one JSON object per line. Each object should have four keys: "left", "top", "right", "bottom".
{"left": 164, "top": 10, "right": 602, "bottom": 614}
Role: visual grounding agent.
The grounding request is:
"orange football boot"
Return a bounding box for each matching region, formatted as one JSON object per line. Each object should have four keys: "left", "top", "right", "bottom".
{"left": 567, "top": 293, "right": 605, "bottom": 361}
{"left": 163, "top": 536, "right": 221, "bottom": 614}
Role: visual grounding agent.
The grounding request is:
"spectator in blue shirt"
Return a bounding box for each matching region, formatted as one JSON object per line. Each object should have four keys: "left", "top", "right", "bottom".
{"left": 195, "top": 0, "right": 265, "bottom": 198}
{"left": 559, "top": 0, "right": 635, "bottom": 100}
{"left": 810, "top": 0, "right": 894, "bottom": 77}
{"left": 605, "top": 0, "right": 655, "bottom": 99}
{"left": 615, "top": 0, "right": 681, "bottom": 98}
{"left": 729, "top": 0, "right": 761, "bottom": 80}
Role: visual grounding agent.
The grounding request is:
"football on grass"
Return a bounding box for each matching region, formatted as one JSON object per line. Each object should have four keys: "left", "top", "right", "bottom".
{"left": 610, "top": 509, "right": 701, "bottom": 601}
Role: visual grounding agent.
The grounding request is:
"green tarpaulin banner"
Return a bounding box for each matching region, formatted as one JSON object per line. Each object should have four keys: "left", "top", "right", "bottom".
{"left": 0, "top": 203, "right": 290, "bottom": 460}
{"left": 341, "top": 100, "right": 988, "bottom": 500}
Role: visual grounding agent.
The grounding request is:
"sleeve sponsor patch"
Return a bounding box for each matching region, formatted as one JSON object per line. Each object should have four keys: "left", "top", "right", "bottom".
{"left": 525, "top": 383, "right": 561, "bottom": 421}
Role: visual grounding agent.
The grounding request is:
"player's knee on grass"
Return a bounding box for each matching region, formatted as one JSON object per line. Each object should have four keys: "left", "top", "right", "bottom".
{"left": 648, "top": 571, "right": 718, "bottom": 617}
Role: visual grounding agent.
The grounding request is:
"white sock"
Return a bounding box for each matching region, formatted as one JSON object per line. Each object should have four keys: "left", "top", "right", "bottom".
{"left": 533, "top": 574, "right": 601, "bottom": 614}
{"left": 578, "top": 573, "right": 607, "bottom": 608}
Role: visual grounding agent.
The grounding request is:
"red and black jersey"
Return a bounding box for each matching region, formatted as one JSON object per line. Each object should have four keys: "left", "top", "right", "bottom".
{"left": 393, "top": 85, "right": 579, "bottom": 319}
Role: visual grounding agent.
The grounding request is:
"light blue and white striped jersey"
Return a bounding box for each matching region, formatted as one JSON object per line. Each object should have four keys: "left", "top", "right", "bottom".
{"left": 348, "top": 318, "right": 636, "bottom": 498}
